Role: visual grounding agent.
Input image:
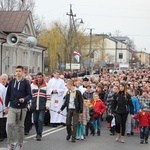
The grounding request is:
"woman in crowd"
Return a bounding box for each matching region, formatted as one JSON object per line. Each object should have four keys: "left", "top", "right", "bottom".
{"left": 111, "top": 83, "right": 134, "bottom": 143}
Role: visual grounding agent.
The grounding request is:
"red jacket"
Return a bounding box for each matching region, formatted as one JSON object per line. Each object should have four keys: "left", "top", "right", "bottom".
{"left": 133, "top": 111, "right": 150, "bottom": 127}
{"left": 92, "top": 99, "right": 106, "bottom": 118}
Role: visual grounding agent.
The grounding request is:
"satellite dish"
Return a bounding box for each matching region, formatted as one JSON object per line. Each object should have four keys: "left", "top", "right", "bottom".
{"left": 26, "top": 36, "right": 37, "bottom": 48}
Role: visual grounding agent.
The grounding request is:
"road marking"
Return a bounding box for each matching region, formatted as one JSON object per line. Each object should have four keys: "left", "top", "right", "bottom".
{"left": 0, "top": 126, "right": 66, "bottom": 149}
{"left": 42, "top": 127, "right": 66, "bottom": 137}
{"left": 25, "top": 126, "right": 65, "bottom": 140}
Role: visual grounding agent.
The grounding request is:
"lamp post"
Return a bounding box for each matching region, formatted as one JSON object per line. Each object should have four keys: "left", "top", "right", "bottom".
{"left": 72, "top": 17, "right": 84, "bottom": 70}
{"left": 67, "top": 4, "right": 84, "bottom": 71}
{"left": 67, "top": 4, "right": 76, "bottom": 71}
{"left": 87, "top": 28, "right": 94, "bottom": 74}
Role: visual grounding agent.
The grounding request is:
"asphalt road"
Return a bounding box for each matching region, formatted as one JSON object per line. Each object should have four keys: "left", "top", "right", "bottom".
{"left": 0, "top": 122, "right": 150, "bottom": 150}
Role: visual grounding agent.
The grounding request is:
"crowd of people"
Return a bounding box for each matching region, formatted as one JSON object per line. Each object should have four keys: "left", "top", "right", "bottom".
{"left": 0, "top": 66, "right": 150, "bottom": 149}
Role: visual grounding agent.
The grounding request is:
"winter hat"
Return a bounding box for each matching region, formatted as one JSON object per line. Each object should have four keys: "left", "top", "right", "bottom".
{"left": 140, "top": 102, "right": 147, "bottom": 109}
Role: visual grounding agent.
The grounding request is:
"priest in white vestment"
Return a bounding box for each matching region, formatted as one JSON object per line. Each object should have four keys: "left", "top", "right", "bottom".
{"left": 0, "top": 82, "right": 7, "bottom": 141}
{"left": 48, "top": 71, "right": 66, "bottom": 125}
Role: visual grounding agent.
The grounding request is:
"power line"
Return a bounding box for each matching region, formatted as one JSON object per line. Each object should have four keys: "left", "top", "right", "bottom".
{"left": 126, "top": 35, "right": 150, "bottom": 37}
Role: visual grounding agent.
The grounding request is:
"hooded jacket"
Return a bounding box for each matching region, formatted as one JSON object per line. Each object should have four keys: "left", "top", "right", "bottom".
{"left": 5, "top": 78, "right": 32, "bottom": 109}
{"left": 134, "top": 110, "right": 150, "bottom": 126}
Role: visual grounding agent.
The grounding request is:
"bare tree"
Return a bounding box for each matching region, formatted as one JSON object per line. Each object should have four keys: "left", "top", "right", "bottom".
{"left": 114, "top": 30, "right": 121, "bottom": 36}
{"left": 127, "top": 38, "right": 136, "bottom": 50}
{"left": 0, "top": 0, "right": 17, "bottom": 11}
{"left": 0, "top": 0, "right": 44, "bottom": 34}
{"left": 17, "top": 0, "right": 35, "bottom": 11}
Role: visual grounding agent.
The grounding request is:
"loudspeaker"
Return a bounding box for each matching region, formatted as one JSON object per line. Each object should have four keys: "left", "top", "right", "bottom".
{"left": 25, "top": 36, "right": 37, "bottom": 48}
{"left": 7, "top": 33, "right": 19, "bottom": 45}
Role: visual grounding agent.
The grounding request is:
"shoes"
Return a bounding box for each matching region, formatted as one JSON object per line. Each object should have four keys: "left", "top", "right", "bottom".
{"left": 107, "top": 123, "right": 111, "bottom": 128}
{"left": 97, "top": 131, "right": 101, "bottom": 136}
{"left": 0, "top": 138, "right": 4, "bottom": 142}
{"left": 61, "top": 123, "right": 66, "bottom": 126}
{"left": 126, "top": 133, "right": 130, "bottom": 136}
{"left": 145, "top": 139, "right": 148, "bottom": 144}
{"left": 140, "top": 140, "right": 144, "bottom": 144}
{"left": 7, "top": 144, "right": 15, "bottom": 150}
{"left": 110, "top": 133, "right": 115, "bottom": 136}
{"left": 24, "top": 132, "right": 29, "bottom": 135}
{"left": 52, "top": 124, "right": 57, "bottom": 127}
{"left": 90, "top": 131, "right": 95, "bottom": 136}
{"left": 136, "top": 127, "right": 140, "bottom": 133}
{"left": 66, "top": 135, "right": 71, "bottom": 140}
{"left": 81, "top": 135, "right": 84, "bottom": 140}
{"left": 76, "top": 136, "right": 80, "bottom": 140}
{"left": 131, "top": 132, "right": 134, "bottom": 135}
{"left": 116, "top": 133, "right": 121, "bottom": 142}
{"left": 36, "top": 135, "right": 41, "bottom": 141}
{"left": 16, "top": 144, "right": 22, "bottom": 150}
{"left": 120, "top": 136, "right": 125, "bottom": 143}
{"left": 71, "top": 137, "right": 76, "bottom": 143}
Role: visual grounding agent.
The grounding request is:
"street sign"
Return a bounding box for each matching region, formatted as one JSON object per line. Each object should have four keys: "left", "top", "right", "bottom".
{"left": 83, "top": 58, "right": 90, "bottom": 68}
{"left": 66, "top": 63, "right": 80, "bottom": 70}
{"left": 60, "top": 63, "right": 65, "bottom": 68}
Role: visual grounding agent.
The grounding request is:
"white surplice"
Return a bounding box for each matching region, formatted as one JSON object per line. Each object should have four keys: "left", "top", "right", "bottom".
{"left": 0, "top": 83, "right": 6, "bottom": 118}
{"left": 48, "top": 77, "right": 66, "bottom": 123}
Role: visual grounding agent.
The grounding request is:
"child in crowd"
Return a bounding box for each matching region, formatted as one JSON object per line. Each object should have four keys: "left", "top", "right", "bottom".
{"left": 86, "top": 102, "right": 95, "bottom": 136}
{"left": 76, "top": 116, "right": 84, "bottom": 140}
{"left": 126, "top": 88, "right": 140, "bottom": 136}
{"left": 92, "top": 93, "right": 106, "bottom": 136}
{"left": 104, "top": 85, "right": 115, "bottom": 135}
{"left": 76, "top": 99, "right": 91, "bottom": 140}
{"left": 133, "top": 103, "right": 150, "bottom": 144}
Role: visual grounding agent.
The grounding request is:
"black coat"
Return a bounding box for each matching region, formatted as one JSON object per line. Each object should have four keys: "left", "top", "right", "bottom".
{"left": 61, "top": 90, "right": 83, "bottom": 113}
{"left": 111, "top": 91, "right": 134, "bottom": 115}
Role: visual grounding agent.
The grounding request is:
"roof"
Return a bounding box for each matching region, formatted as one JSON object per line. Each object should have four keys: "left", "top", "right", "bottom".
{"left": 0, "top": 31, "right": 7, "bottom": 39}
{"left": 37, "top": 43, "right": 47, "bottom": 50}
{"left": 0, "top": 11, "right": 30, "bottom": 33}
{"left": 112, "top": 36, "right": 129, "bottom": 42}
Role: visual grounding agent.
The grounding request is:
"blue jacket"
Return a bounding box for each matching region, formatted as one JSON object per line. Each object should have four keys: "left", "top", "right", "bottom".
{"left": 128, "top": 95, "right": 140, "bottom": 114}
{"left": 131, "top": 95, "right": 140, "bottom": 114}
{"left": 5, "top": 78, "right": 32, "bottom": 109}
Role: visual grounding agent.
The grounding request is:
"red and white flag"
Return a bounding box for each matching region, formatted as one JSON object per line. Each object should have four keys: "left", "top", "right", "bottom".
{"left": 73, "top": 51, "right": 81, "bottom": 57}
{"left": 73, "top": 51, "right": 81, "bottom": 63}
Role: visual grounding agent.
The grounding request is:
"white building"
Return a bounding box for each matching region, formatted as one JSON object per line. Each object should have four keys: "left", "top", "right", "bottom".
{"left": 93, "top": 34, "right": 133, "bottom": 68}
{"left": 0, "top": 11, "right": 46, "bottom": 75}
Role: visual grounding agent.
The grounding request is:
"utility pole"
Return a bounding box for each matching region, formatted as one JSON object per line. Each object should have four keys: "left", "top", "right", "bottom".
{"left": 115, "top": 41, "right": 118, "bottom": 69}
{"left": 67, "top": 4, "right": 76, "bottom": 71}
{"left": 87, "top": 28, "right": 94, "bottom": 74}
{"left": 72, "top": 18, "right": 83, "bottom": 70}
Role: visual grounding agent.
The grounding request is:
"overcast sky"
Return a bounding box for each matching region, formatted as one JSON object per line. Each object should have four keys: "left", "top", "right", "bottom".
{"left": 35, "top": 0, "right": 150, "bottom": 52}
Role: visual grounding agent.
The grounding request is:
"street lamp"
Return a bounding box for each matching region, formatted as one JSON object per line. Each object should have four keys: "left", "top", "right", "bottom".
{"left": 67, "top": 4, "right": 84, "bottom": 71}
{"left": 75, "top": 18, "right": 84, "bottom": 24}
{"left": 87, "top": 28, "right": 94, "bottom": 74}
{"left": 72, "top": 17, "right": 84, "bottom": 70}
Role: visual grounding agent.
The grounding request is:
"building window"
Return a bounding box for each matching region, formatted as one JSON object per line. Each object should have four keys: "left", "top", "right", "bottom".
{"left": 119, "top": 53, "right": 123, "bottom": 59}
